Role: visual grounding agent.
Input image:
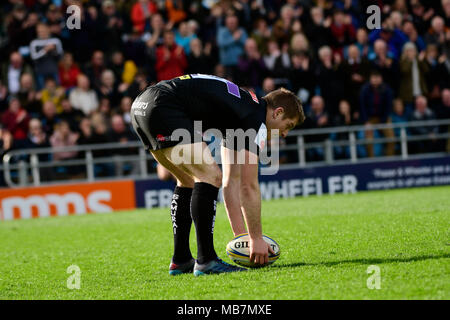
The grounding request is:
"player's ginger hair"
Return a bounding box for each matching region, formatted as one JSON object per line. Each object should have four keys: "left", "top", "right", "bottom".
{"left": 263, "top": 88, "right": 305, "bottom": 125}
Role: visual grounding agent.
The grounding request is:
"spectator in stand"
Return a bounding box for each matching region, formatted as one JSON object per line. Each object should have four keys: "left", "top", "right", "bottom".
{"left": 97, "top": 69, "right": 121, "bottom": 108}
{"left": 155, "top": 30, "right": 187, "bottom": 81}
{"left": 398, "top": 42, "right": 429, "bottom": 109}
{"left": 83, "top": 50, "right": 106, "bottom": 91}
{"left": 37, "top": 77, "right": 65, "bottom": 113}
{"left": 304, "top": 6, "right": 332, "bottom": 53}
{"left": 25, "top": 118, "right": 50, "bottom": 162}
{"left": 29, "top": 23, "right": 63, "bottom": 89}
{"left": 175, "top": 21, "right": 197, "bottom": 55}
{"left": 186, "top": 38, "right": 214, "bottom": 75}
{"left": 217, "top": 14, "right": 248, "bottom": 79}
{"left": 288, "top": 50, "right": 314, "bottom": 105}
{"left": 402, "top": 20, "right": 426, "bottom": 52}
{"left": 1, "top": 97, "right": 29, "bottom": 142}
{"left": 442, "top": 0, "right": 450, "bottom": 27}
{"left": 354, "top": 28, "right": 372, "bottom": 58}
{"left": 0, "top": 125, "right": 14, "bottom": 166}
{"left": 69, "top": 74, "right": 99, "bottom": 116}
{"left": 368, "top": 18, "right": 408, "bottom": 61}
{"left": 251, "top": 18, "right": 272, "bottom": 55}
{"left": 314, "top": 45, "right": 345, "bottom": 116}
{"left": 425, "top": 16, "right": 449, "bottom": 53}
{"left": 119, "top": 96, "right": 133, "bottom": 125}
{"left": 341, "top": 44, "right": 371, "bottom": 115}
{"left": 263, "top": 39, "right": 290, "bottom": 79}
{"left": 59, "top": 98, "right": 84, "bottom": 133}
{"left": 1, "top": 52, "right": 34, "bottom": 96}
{"left": 408, "top": 95, "right": 439, "bottom": 154}
{"left": 166, "top": 0, "right": 187, "bottom": 25}
{"left": 99, "top": 0, "right": 124, "bottom": 55}
{"left": 271, "top": 4, "right": 295, "bottom": 47}
{"left": 389, "top": 99, "right": 409, "bottom": 137}
{"left": 329, "top": 8, "right": 356, "bottom": 57}
{"left": 50, "top": 120, "right": 79, "bottom": 161}
{"left": 131, "top": 0, "right": 158, "bottom": 34}
{"left": 58, "top": 52, "right": 80, "bottom": 90}
{"left": 16, "top": 73, "right": 40, "bottom": 116}
{"left": 302, "top": 95, "right": 329, "bottom": 161}
{"left": 359, "top": 71, "right": 395, "bottom": 157}
{"left": 331, "top": 100, "right": 357, "bottom": 159}
{"left": 40, "top": 100, "right": 59, "bottom": 137}
{"left": 237, "top": 38, "right": 267, "bottom": 92}
{"left": 436, "top": 88, "right": 450, "bottom": 151}
{"left": 369, "top": 39, "right": 399, "bottom": 94}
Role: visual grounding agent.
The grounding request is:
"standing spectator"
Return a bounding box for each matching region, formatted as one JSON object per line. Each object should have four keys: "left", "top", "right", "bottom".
{"left": 155, "top": 30, "right": 187, "bottom": 81}
{"left": 186, "top": 38, "right": 214, "bottom": 75}
{"left": 175, "top": 21, "right": 197, "bottom": 55}
{"left": 288, "top": 51, "right": 314, "bottom": 104}
{"left": 341, "top": 44, "right": 371, "bottom": 114}
{"left": 58, "top": 52, "right": 80, "bottom": 90}
{"left": 302, "top": 95, "right": 329, "bottom": 161}
{"left": 69, "top": 74, "right": 99, "bottom": 116}
{"left": 131, "top": 0, "right": 158, "bottom": 34}
{"left": 217, "top": 15, "right": 248, "bottom": 79}
{"left": 237, "top": 38, "right": 267, "bottom": 91}
{"left": 1, "top": 97, "right": 29, "bottom": 142}
{"left": 402, "top": 20, "right": 426, "bottom": 52}
{"left": 97, "top": 69, "right": 121, "bottom": 108}
{"left": 59, "top": 98, "right": 85, "bottom": 133}
{"left": 329, "top": 9, "right": 356, "bottom": 56}
{"left": 1, "top": 52, "right": 34, "bottom": 95}
{"left": 369, "top": 39, "right": 399, "bottom": 94}
{"left": 99, "top": 0, "right": 124, "bottom": 55}
{"left": 17, "top": 73, "right": 40, "bottom": 116}
{"left": 83, "top": 50, "right": 106, "bottom": 91}
{"left": 398, "top": 42, "right": 429, "bottom": 108}
{"left": 314, "top": 45, "right": 345, "bottom": 116}
{"left": 408, "top": 95, "right": 439, "bottom": 154}
{"left": 424, "top": 16, "right": 449, "bottom": 53}
{"left": 304, "top": 6, "right": 332, "bottom": 53}
{"left": 29, "top": 23, "right": 63, "bottom": 89}
{"left": 359, "top": 71, "right": 395, "bottom": 157}
{"left": 354, "top": 28, "right": 372, "bottom": 58}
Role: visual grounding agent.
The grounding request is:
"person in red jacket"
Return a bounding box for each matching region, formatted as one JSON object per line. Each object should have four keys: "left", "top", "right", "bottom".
{"left": 130, "top": 0, "right": 158, "bottom": 34}
{"left": 58, "top": 52, "right": 80, "bottom": 89}
{"left": 155, "top": 30, "right": 187, "bottom": 81}
{"left": 1, "top": 97, "right": 29, "bottom": 141}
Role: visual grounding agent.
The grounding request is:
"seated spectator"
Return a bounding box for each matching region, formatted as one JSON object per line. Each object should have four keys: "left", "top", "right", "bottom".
{"left": 24, "top": 118, "right": 51, "bottom": 168}
{"left": 353, "top": 28, "right": 372, "bottom": 58}
{"left": 424, "top": 16, "right": 449, "bottom": 53}
{"left": 186, "top": 38, "right": 214, "bottom": 75}
{"left": 155, "top": 30, "right": 187, "bottom": 81}
{"left": 398, "top": 42, "right": 429, "bottom": 107}
{"left": 402, "top": 20, "right": 426, "bottom": 52}
{"left": 359, "top": 71, "right": 395, "bottom": 157}
{"left": 304, "top": 6, "right": 332, "bottom": 53}
{"left": 29, "top": 23, "right": 63, "bottom": 89}
{"left": 40, "top": 100, "right": 59, "bottom": 137}
{"left": 69, "top": 74, "right": 99, "bottom": 116}
{"left": 37, "top": 77, "right": 65, "bottom": 113}
{"left": 119, "top": 96, "right": 133, "bottom": 125}
{"left": 1, "top": 51, "right": 34, "bottom": 95}
{"left": 251, "top": 18, "right": 272, "bottom": 55}
{"left": 83, "top": 50, "right": 106, "bottom": 91}
{"left": 237, "top": 38, "right": 267, "bottom": 92}
{"left": 166, "top": 0, "right": 187, "bottom": 24}
{"left": 329, "top": 9, "right": 356, "bottom": 56}
{"left": 50, "top": 120, "right": 79, "bottom": 161}
{"left": 1, "top": 97, "right": 29, "bottom": 142}
{"left": 0, "top": 125, "right": 14, "bottom": 160}
{"left": 408, "top": 95, "right": 439, "bottom": 154}
{"left": 99, "top": 0, "right": 124, "bottom": 55}
{"left": 388, "top": 99, "right": 409, "bottom": 154}
{"left": 368, "top": 19, "right": 408, "bottom": 61}
{"left": 58, "top": 52, "right": 80, "bottom": 90}
{"left": 59, "top": 98, "right": 85, "bottom": 133}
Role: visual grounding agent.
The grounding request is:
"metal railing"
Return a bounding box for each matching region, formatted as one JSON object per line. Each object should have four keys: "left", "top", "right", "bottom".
{"left": 2, "top": 119, "right": 450, "bottom": 188}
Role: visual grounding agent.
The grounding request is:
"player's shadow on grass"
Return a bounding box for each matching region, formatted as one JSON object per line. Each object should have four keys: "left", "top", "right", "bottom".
{"left": 268, "top": 253, "right": 450, "bottom": 270}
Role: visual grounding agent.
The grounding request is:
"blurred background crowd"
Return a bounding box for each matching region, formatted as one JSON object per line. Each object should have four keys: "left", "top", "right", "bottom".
{"left": 0, "top": 0, "right": 450, "bottom": 181}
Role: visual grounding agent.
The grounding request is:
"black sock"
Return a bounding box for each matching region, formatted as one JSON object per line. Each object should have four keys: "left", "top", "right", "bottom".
{"left": 170, "top": 186, "right": 193, "bottom": 264}
{"left": 191, "top": 182, "right": 219, "bottom": 264}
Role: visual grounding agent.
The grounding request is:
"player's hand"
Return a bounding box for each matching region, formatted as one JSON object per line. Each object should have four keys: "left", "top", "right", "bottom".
{"left": 249, "top": 237, "right": 274, "bottom": 265}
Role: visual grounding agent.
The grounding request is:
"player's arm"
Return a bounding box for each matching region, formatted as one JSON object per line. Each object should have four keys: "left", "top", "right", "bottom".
{"left": 221, "top": 146, "right": 247, "bottom": 236}
{"left": 239, "top": 149, "right": 274, "bottom": 265}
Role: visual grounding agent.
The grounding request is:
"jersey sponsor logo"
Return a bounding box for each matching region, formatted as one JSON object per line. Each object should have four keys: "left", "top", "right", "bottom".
{"left": 177, "top": 75, "right": 191, "bottom": 80}
{"left": 249, "top": 90, "right": 259, "bottom": 104}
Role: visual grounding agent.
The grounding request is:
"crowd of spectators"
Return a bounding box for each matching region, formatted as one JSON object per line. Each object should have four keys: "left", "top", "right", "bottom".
{"left": 0, "top": 0, "right": 450, "bottom": 183}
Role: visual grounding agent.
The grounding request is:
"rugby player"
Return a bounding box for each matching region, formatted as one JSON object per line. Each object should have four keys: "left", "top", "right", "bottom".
{"left": 131, "top": 74, "right": 305, "bottom": 276}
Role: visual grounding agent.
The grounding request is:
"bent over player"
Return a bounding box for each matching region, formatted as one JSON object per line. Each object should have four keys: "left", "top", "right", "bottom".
{"left": 131, "top": 74, "right": 305, "bottom": 276}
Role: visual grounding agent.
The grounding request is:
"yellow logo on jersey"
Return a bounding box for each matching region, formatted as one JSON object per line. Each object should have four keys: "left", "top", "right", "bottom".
{"left": 178, "top": 75, "right": 191, "bottom": 80}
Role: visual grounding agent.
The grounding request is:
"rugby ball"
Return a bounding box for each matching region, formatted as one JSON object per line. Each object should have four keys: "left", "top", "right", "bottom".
{"left": 226, "top": 233, "right": 280, "bottom": 267}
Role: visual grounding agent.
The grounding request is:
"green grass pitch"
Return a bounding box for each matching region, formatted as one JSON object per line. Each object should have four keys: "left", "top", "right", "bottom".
{"left": 0, "top": 186, "right": 449, "bottom": 300}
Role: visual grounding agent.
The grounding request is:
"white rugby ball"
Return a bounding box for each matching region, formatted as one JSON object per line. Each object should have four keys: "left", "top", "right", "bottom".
{"left": 226, "top": 233, "right": 281, "bottom": 267}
